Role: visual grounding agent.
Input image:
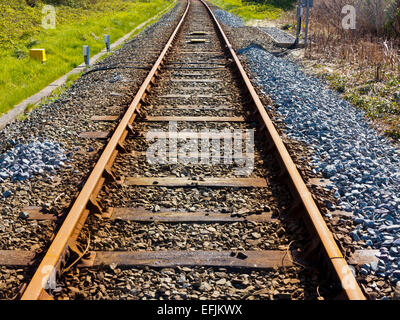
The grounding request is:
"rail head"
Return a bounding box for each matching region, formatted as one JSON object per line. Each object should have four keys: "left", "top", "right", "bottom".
{"left": 21, "top": 0, "right": 191, "bottom": 300}
{"left": 200, "top": 0, "right": 365, "bottom": 300}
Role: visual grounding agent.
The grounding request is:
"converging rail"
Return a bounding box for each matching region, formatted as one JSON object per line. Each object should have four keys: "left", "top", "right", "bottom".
{"left": 16, "top": 0, "right": 365, "bottom": 300}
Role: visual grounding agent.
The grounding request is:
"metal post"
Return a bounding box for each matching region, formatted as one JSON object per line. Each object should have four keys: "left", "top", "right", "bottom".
{"left": 304, "top": 0, "right": 310, "bottom": 46}
{"left": 83, "top": 45, "right": 90, "bottom": 67}
{"left": 104, "top": 35, "right": 110, "bottom": 52}
{"left": 295, "top": 0, "right": 302, "bottom": 47}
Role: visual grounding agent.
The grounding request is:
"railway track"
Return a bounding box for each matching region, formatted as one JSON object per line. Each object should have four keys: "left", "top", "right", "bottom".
{"left": 3, "top": 0, "right": 367, "bottom": 300}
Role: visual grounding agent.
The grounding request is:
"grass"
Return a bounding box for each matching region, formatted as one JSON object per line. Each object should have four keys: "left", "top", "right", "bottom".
{"left": 303, "top": 53, "right": 400, "bottom": 141}
{"left": 16, "top": 70, "right": 84, "bottom": 121}
{"left": 295, "top": 1, "right": 400, "bottom": 141}
{"left": 208, "top": 0, "right": 295, "bottom": 21}
{"left": 209, "top": 0, "right": 400, "bottom": 140}
{"left": 0, "top": 0, "right": 173, "bottom": 116}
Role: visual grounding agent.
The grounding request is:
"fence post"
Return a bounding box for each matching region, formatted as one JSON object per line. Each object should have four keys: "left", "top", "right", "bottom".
{"left": 304, "top": 0, "right": 311, "bottom": 46}
{"left": 104, "top": 35, "right": 110, "bottom": 52}
{"left": 295, "top": 0, "right": 302, "bottom": 47}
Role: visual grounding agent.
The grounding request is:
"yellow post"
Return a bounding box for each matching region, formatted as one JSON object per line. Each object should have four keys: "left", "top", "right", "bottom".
{"left": 29, "top": 49, "right": 47, "bottom": 62}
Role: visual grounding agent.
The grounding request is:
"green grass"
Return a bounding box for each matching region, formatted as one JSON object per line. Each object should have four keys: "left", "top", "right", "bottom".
{"left": 324, "top": 72, "right": 400, "bottom": 120}
{"left": 208, "top": 0, "right": 295, "bottom": 21}
{"left": 0, "top": 0, "right": 173, "bottom": 115}
{"left": 322, "top": 70, "right": 400, "bottom": 141}
{"left": 17, "top": 70, "right": 83, "bottom": 121}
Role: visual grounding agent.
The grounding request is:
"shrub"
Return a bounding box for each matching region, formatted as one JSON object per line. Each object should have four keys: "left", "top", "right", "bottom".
{"left": 356, "top": 0, "right": 398, "bottom": 35}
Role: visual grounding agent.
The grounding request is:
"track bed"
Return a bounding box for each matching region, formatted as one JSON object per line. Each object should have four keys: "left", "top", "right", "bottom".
{"left": 5, "top": 0, "right": 365, "bottom": 300}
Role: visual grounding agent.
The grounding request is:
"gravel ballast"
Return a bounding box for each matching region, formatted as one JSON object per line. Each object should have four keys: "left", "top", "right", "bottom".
{"left": 0, "top": 1, "right": 185, "bottom": 299}
{"left": 4, "top": 1, "right": 399, "bottom": 300}
{"left": 259, "top": 27, "right": 296, "bottom": 44}
{"left": 211, "top": 6, "right": 400, "bottom": 298}
{"left": 55, "top": 266, "right": 315, "bottom": 300}
{"left": 214, "top": 9, "right": 245, "bottom": 28}
{"left": 52, "top": 1, "right": 334, "bottom": 300}
{"left": 238, "top": 44, "right": 400, "bottom": 283}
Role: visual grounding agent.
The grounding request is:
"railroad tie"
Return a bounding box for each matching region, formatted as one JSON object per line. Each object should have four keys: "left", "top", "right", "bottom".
{"left": 141, "top": 116, "right": 245, "bottom": 122}
{"left": 154, "top": 104, "right": 231, "bottom": 111}
{"left": 0, "top": 249, "right": 380, "bottom": 268}
{"left": 102, "top": 207, "right": 275, "bottom": 223}
{"left": 18, "top": 0, "right": 366, "bottom": 300}
{"left": 121, "top": 177, "right": 268, "bottom": 188}
{"left": 90, "top": 115, "right": 119, "bottom": 121}
{"left": 78, "top": 131, "right": 110, "bottom": 139}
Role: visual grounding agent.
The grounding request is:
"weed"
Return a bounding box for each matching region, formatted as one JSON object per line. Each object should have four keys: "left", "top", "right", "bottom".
{"left": 0, "top": 0, "right": 172, "bottom": 115}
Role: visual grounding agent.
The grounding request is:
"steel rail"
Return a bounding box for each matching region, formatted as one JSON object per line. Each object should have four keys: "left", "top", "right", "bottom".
{"left": 20, "top": 0, "right": 365, "bottom": 300}
{"left": 21, "top": 0, "right": 191, "bottom": 300}
{"left": 200, "top": 0, "right": 365, "bottom": 300}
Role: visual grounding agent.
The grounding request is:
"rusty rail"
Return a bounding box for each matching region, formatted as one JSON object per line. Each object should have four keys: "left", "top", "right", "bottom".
{"left": 20, "top": 0, "right": 365, "bottom": 300}
{"left": 199, "top": 0, "right": 365, "bottom": 300}
{"left": 21, "top": 0, "right": 191, "bottom": 300}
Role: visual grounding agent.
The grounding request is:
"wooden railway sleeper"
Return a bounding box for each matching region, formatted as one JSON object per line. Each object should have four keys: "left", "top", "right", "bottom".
{"left": 21, "top": 0, "right": 191, "bottom": 300}
{"left": 21, "top": 0, "right": 364, "bottom": 300}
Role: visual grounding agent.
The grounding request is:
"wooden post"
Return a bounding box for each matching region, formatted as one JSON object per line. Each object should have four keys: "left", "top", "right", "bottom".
{"left": 295, "top": 0, "right": 302, "bottom": 47}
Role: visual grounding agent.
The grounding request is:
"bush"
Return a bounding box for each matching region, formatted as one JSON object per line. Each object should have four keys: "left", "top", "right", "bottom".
{"left": 356, "top": 0, "right": 398, "bottom": 35}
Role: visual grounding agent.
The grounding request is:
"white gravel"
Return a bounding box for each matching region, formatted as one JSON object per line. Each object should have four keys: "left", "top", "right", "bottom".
{"left": 238, "top": 43, "right": 400, "bottom": 285}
